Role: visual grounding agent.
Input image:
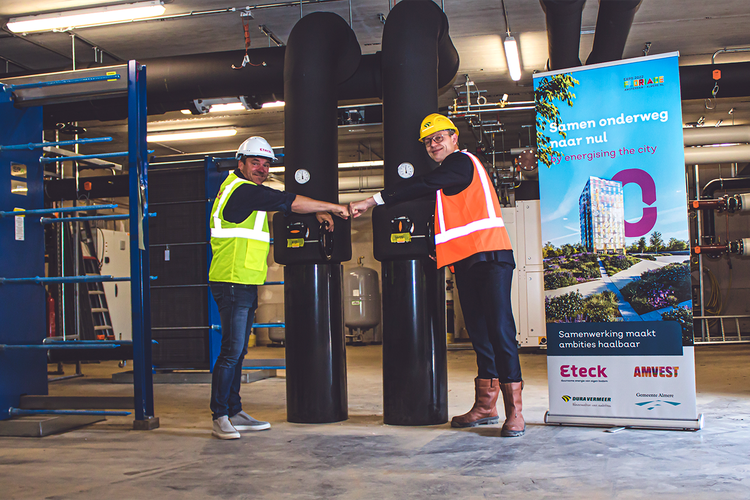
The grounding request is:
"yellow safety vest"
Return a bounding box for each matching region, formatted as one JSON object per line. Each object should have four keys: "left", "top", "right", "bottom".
{"left": 209, "top": 172, "right": 270, "bottom": 285}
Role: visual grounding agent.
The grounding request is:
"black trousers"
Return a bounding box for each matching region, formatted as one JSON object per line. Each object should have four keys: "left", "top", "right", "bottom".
{"left": 454, "top": 260, "right": 522, "bottom": 382}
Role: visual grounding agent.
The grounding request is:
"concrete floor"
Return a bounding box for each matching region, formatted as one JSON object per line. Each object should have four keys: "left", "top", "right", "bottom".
{"left": 2, "top": 344, "right": 750, "bottom": 499}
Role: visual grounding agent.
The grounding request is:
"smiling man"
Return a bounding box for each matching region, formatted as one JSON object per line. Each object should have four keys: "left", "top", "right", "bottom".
{"left": 208, "top": 136, "right": 349, "bottom": 439}
{"left": 349, "top": 115, "right": 524, "bottom": 437}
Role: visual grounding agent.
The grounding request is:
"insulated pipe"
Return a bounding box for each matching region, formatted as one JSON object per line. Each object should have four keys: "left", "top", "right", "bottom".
{"left": 282, "top": 12, "right": 360, "bottom": 424}
{"left": 684, "top": 145, "right": 750, "bottom": 165}
{"left": 539, "top": 0, "right": 586, "bottom": 70}
{"left": 680, "top": 62, "right": 750, "bottom": 100}
{"left": 683, "top": 125, "right": 750, "bottom": 147}
{"left": 379, "top": 0, "right": 458, "bottom": 426}
{"left": 585, "top": 0, "right": 643, "bottom": 65}
{"left": 42, "top": 49, "right": 382, "bottom": 125}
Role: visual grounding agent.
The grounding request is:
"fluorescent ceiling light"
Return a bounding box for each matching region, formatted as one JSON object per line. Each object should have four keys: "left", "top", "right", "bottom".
{"left": 338, "top": 160, "right": 384, "bottom": 168}
{"left": 504, "top": 36, "right": 522, "bottom": 82}
{"left": 262, "top": 101, "right": 285, "bottom": 108}
{"left": 209, "top": 102, "right": 247, "bottom": 112}
{"left": 7, "top": 1, "right": 166, "bottom": 33}
{"left": 147, "top": 128, "right": 237, "bottom": 142}
{"left": 180, "top": 109, "right": 193, "bottom": 115}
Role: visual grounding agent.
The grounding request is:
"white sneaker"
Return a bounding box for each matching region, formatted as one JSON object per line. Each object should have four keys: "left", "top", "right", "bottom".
{"left": 212, "top": 416, "right": 240, "bottom": 439}
{"left": 230, "top": 411, "right": 271, "bottom": 431}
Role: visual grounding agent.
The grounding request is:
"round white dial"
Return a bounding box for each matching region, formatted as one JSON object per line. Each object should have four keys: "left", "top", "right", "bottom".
{"left": 295, "top": 169, "right": 311, "bottom": 184}
{"left": 397, "top": 162, "right": 414, "bottom": 179}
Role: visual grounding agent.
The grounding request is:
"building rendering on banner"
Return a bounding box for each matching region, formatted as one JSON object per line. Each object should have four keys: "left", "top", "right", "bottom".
{"left": 579, "top": 176, "right": 626, "bottom": 254}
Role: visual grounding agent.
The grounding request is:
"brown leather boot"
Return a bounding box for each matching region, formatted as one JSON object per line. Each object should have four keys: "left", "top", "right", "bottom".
{"left": 451, "top": 378, "right": 500, "bottom": 428}
{"left": 500, "top": 381, "right": 525, "bottom": 437}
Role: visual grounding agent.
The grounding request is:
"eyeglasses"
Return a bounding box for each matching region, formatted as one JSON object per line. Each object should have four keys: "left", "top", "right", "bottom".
{"left": 422, "top": 132, "right": 451, "bottom": 147}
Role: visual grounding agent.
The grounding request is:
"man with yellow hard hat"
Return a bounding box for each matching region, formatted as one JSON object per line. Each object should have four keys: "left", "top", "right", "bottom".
{"left": 349, "top": 114, "right": 524, "bottom": 437}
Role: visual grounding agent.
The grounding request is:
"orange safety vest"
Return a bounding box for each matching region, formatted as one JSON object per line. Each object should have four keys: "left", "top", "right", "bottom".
{"left": 434, "top": 151, "right": 513, "bottom": 268}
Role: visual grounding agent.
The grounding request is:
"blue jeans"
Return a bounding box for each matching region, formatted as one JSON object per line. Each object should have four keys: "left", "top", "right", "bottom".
{"left": 209, "top": 282, "right": 258, "bottom": 420}
{"left": 454, "top": 261, "right": 522, "bottom": 383}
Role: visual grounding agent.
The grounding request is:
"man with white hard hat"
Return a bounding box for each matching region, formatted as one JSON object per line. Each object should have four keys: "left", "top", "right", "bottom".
{"left": 349, "top": 114, "right": 524, "bottom": 437}
{"left": 208, "top": 136, "right": 349, "bottom": 439}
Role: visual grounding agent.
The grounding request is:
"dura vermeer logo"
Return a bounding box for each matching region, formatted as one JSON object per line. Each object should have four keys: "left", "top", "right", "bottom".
{"left": 623, "top": 74, "right": 665, "bottom": 90}
{"left": 561, "top": 395, "right": 612, "bottom": 403}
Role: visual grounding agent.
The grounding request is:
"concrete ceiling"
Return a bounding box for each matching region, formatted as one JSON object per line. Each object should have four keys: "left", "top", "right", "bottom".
{"left": 1, "top": 0, "right": 750, "bottom": 166}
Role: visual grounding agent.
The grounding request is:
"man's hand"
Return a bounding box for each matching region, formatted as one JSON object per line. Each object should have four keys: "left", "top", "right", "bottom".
{"left": 330, "top": 204, "right": 350, "bottom": 220}
{"left": 349, "top": 197, "right": 377, "bottom": 218}
{"left": 316, "top": 211, "right": 334, "bottom": 231}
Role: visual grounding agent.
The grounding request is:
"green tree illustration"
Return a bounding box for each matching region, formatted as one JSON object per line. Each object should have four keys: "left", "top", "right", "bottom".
{"left": 649, "top": 231, "right": 664, "bottom": 252}
{"left": 535, "top": 73, "right": 579, "bottom": 168}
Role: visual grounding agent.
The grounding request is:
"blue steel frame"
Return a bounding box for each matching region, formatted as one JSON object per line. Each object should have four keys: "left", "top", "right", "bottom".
{"left": 205, "top": 156, "right": 227, "bottom": 371}
{"left": 127, "top": 61, "right": 156, "bottom": 423}
{"left": 0, "top": 62, "right": 156, "bottom": 426}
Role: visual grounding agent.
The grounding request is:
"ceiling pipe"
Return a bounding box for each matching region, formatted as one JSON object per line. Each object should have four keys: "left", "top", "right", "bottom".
{"left": 585, "top": 0, "right": 643, "bottom": 65}
{"left": 41, "top": 47, "right": 382, "bottom": 126}
{"left": 684, "top": 145, "right": 750, "bottom": 165}
{"left": 684, "top": 125, "right": 750, "bottom": 146}
{"left": 539, "top": 0, "right": 585, "bottom": 70}
{"left": 539, "top": 0, "right": 641, "bottom": 71}
{"left": 680, "top": 62, "right": 750, "bottom": 100}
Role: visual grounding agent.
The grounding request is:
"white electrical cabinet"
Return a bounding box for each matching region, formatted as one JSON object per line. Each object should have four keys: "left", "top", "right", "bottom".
{"left": 98, "top": 229, "right": 132, "bottom": 341}
{"left": 501, "top": 200, "right": 546, "bottom": 348}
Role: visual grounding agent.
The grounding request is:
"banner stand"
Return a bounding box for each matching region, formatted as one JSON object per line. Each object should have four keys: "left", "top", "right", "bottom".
{"left": 544, "top": 413, "right": 703, "bottom": 431}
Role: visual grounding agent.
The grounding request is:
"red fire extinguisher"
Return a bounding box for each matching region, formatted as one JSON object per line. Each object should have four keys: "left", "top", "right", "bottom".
{"left": 47, "top": 293, "right": 56, "bottom": 338}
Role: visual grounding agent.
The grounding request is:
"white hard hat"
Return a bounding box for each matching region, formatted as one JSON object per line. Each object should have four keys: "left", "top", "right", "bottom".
{"left": 236, "top": 136, "right": 277, "bottom": 161}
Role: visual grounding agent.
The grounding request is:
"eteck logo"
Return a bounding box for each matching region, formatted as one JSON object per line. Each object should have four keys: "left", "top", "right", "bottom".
{"left": 562, "top": 395, "right": 572, "bottom": 402}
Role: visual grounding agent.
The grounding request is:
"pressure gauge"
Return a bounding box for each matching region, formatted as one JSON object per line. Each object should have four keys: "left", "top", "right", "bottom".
{"left": 397, "top": 162, "right": 414, "bottom": 179}
{"left": 295, "top": 169, "right": 310, "bottom": 184}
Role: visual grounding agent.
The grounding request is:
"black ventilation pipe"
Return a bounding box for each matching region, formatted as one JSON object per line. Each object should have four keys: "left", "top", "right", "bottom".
{"left": 585, "top": 0, "right": 643, "bottom": 65}
{"left": 539, "top": 0, "right": 641, "bottom": 71}
{"left": 539, "top": 0, "right": 585, "bottom": 70}
{"left": 680, "top": 62, "right": 750, "bottom": 101}
{"left": 377, "top": 0, "right": 459, "bottom": 426}
{"left": 41, "top": 48, "right": 381, "bottom": 126}
{"left": 280, "top": 12, "right": 360, "bottom": 424}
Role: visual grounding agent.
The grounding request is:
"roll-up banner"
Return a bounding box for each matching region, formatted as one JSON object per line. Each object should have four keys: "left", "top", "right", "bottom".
{"left": 534, "top": 53, "right": 702, "bottom": 430}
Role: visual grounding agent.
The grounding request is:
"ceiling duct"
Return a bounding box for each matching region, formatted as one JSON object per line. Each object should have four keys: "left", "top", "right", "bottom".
{"left": 41, "top": 48, "right": 382, "bottom": 126}
{"left": 539, "top": 0, "right": 642, "bottom": 71}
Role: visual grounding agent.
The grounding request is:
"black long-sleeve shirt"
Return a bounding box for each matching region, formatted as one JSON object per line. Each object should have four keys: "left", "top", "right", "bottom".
{"left": 378, "top": 151, "right": 514, "bottom": 270}
{"left": 222, "top": 169, "right": 296, "bottom": 224}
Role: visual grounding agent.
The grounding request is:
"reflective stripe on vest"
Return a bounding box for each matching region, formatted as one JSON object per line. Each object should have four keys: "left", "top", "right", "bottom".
{"left": 210, "top": 176, "right": 269, "bottom": 242}
{"left": 435, "top": 152, "right": 505, "bottom": 245}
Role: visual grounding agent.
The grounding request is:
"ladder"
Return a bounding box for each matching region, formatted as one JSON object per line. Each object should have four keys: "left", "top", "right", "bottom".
{"left": 82, "top": 254, "right": 114, "bottom": 340}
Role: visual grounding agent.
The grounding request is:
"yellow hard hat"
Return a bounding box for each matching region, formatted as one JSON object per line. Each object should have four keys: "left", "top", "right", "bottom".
{"left": 419, "top": 113, "right": 459, "bottom": 141}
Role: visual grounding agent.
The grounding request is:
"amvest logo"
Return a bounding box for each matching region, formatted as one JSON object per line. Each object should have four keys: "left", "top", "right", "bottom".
{"left": 560, "top": 364, "right": 607, "bottom": 378}
{"left": 633, "top": 366, "right": 679, "bottom": 378}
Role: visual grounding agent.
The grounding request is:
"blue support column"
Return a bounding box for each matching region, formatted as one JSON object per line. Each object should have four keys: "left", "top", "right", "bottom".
{"left": 0, "top": 87, "right": 47, "bottom": 421}
{"left": 127, "top": 61, "right": 158, "bottom": 430}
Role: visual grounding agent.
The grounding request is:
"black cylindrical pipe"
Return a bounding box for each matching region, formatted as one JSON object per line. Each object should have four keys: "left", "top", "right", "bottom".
{"left": 585, "top": 0, "right": 643, "bottom": 65}
{"left": 284, "top": 264, "right": 347, "bottom": 423}
{"left": 282, "top": 12, "right": 360, "bottom": 424}
{"left": 382, "top": 260, "right": 447, "bottom": 425}
{"left": 539, "top": 0, "right": 586, "bottom": 70}
{"left": 680, "top": 62, "right": 750, "bottom": 100}
{"left": 42, "top": 48, "right": 380, "bottom": 126}
{"left": 379, "top": 0, "right": 457, "bottom": 425}
{"left": 284, "top": 12, "right": 360, "bottom": 202}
